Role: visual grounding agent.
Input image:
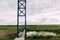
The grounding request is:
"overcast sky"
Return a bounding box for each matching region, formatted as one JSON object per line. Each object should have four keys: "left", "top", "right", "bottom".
{"left": 0, "top": 0, "right": 60, "bottom": 25}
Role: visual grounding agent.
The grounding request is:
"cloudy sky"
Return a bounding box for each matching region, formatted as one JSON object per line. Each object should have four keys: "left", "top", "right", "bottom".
{"left": 0, "top": 0, "right": 60, "bottom": 25}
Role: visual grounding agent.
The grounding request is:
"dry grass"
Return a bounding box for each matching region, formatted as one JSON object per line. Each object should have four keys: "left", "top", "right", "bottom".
{"left": 0, "top": 30, "right": 16, "bottom": 38}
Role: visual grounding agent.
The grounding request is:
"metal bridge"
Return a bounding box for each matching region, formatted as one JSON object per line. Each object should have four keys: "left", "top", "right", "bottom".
{"left": 17, "top": 0, "right": 26, "bottom": 39}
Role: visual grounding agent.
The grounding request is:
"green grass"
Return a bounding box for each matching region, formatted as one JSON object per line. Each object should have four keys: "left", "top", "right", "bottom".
{"left": 26, "top": 25, "right": 60, "bottom": 31}
{"left": 0, "top": 25, "right": 60, "bottom": 31}
{"left": 0, "top": 25, "right": 23, "bottom": 31}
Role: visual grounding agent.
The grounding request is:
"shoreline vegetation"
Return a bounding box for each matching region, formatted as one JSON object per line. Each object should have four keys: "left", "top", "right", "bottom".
{"left": 0, "top": 25, "right": 60, "bottom": 40}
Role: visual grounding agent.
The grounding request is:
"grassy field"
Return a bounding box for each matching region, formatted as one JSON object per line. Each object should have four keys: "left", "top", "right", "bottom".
{"left": 0, "top": 25, "right": 60, "bottom": 40}
{"left": 0, "top": 25, "right": 60, "bottom": 30}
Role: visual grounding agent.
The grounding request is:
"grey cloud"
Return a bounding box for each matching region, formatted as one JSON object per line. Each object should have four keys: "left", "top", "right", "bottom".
{"left": 0, "top": 20, "right": 6, "bottom": 22}
{"left": 36, "top": 18, "right": 47, "bottom": 24}
{"left": 27, "top": 0, "right": 60, "bottom": 16}
{"left": 0, "top": 0, "right": 17, "bottom": 11}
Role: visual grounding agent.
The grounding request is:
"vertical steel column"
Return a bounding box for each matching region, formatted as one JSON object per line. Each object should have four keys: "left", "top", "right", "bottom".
{"left": 24, "top": 0, "right": 26, "bottom": 39}
{"left": 17, "top": 0, "right": 19, "bottom": 38}
{"left": 17, "top": 0, "right": 26, "bottom": 38}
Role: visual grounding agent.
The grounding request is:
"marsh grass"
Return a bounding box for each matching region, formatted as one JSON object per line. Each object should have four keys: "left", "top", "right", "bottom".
{"left": 0, "top": 30, "right": 16, "bottom": 40}
{"left": 0, "top": 25, "right": 60, "bottom": 40}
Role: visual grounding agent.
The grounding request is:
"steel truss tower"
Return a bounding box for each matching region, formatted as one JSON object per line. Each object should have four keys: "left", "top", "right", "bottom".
{"left": 17, "top": 0, "right": 26, "bottom": 38}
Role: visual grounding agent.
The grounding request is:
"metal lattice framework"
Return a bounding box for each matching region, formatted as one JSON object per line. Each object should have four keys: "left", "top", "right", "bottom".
{"left": 17, "top": 0, "right": 26, "bottom": 38}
